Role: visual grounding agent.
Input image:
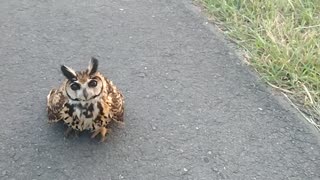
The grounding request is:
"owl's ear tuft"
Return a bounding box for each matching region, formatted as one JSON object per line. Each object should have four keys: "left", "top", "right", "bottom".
{"left": 87, "top": 57, "right": 99, "bottom": 75}
{"left": 61, "top": 65, "right": 77, "bottom": 81}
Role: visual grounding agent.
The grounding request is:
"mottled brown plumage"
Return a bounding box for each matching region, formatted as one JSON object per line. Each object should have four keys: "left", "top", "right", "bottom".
{"left": 46, "top": 57, "right": 124, "bottom": 142}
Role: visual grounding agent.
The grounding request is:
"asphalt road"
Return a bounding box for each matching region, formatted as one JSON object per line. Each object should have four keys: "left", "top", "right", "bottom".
{"left": 0, "top": 0, "right": 319, "bottom": 179}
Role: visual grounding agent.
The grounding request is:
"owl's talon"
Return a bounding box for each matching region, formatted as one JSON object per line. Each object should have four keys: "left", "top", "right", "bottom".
{"left": 92, "top": 127, "right": 108, "bottom": 143}
{"left": 100, "top": 127, "right": 108, "bottom": 142}
{"left": 99, "top": 136, "right": 107, "bottom": 143}
{"left": 91, "top": 130, "right": 100, "bottom": 139}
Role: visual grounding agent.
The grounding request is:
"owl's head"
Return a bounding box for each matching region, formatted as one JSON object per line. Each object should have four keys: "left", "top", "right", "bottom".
{"left": 61, "top": 57, "right": 104, "bottom": 102}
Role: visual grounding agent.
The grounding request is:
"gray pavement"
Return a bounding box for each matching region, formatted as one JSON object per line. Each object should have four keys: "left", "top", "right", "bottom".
{"left": 0, "top": 0, "right": 319, "bottom": 179}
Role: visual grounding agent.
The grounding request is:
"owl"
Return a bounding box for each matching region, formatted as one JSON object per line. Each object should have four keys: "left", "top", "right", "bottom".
{"left": 46, "top": 57, "right": 124, "bottom": 142}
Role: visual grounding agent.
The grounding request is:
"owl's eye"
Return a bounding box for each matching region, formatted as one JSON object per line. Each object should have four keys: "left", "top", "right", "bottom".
{"left": 88, "top": 80, "right": 97, "bottom": 88}
{"left": 70, "top": 83, "right": 80, "bottom": 91}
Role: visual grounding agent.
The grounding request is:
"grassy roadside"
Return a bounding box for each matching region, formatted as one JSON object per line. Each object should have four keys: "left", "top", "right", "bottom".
{"left": 196, "top": 0, "right": 320, "bottom": 130}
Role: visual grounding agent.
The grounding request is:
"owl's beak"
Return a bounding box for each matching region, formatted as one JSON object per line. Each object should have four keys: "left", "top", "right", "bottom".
{"left": 83, "top": 89, "right": 88, "bottom": 100}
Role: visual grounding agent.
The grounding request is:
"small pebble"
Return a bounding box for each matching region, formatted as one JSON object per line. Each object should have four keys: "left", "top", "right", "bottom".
{"left": 212, "top": 167, "right": 218, "bottom": 172}
{"left": 208, "top": 151, "right": 212, "bottom": 155}
{"left": 119, "top": 8, "right": 124, "bottom": 11}
{"left": 258, "top": 108, "right": 263, "bottom": 111}
{"left": 183, "top": 168, "right": 188, "bottom": 172}
{"left": 137, "top": 72, "right": 146, "bottom": 78}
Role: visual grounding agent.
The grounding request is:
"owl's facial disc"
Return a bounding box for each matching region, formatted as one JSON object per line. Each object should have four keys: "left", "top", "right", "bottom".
{"left": 66, "top": 77, "right": 103, "bottom": 101}
{"left": 62, "top": 57, "right": 102, "bottom": 101}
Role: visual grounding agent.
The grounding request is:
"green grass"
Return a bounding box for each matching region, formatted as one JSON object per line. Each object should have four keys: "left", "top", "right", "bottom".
{"left": 198, "top": 0, "right": 320, "bottom": 129}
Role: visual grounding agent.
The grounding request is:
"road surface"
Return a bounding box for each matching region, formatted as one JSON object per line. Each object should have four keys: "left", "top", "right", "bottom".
{"left": 0, "top": 0, "right": 319, "bottom": 179}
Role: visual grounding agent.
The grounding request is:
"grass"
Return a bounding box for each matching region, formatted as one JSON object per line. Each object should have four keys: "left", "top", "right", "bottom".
{"left": 197, "top": 0, "right": 320, "bottom": 130}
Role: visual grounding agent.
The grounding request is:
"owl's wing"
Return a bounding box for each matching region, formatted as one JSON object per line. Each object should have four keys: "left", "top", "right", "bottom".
{"left": 103, "top": 77, "right": 125, "bottom": 123}
{"left": 111, "top": 91, "right": 124, "bottom": 123}
{"left": 46, "top": 88, "right": 67, "bottom": 123}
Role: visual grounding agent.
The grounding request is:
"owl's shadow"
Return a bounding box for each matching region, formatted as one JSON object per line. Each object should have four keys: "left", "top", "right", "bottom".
{"left": 48, "top": 121, "right": 124, "bottom": 145}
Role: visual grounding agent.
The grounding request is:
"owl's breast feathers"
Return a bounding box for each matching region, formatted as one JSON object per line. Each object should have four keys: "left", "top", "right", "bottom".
{"left": 46, "top": 88, "right": 67, "bottom": 123}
